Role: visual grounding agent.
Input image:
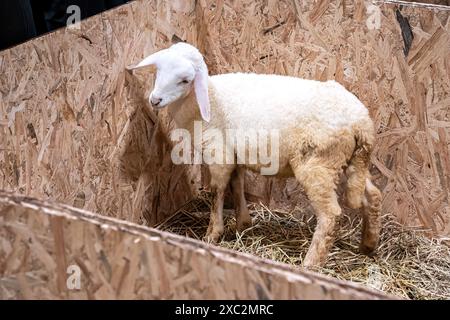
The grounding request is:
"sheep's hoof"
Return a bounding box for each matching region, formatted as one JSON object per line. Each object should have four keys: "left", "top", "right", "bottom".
{"left": 236, "top": 219, "right": 252, "bottom": 233}
{"left": 359, "top": 243, "right": 377, "bottom": 256}
{"left": 302, "top": 261, "right": 320, "bottom": 272}
{"left": 302, "top": 253, "right": 326, "bottom": 270}
{"left": 202, "top": 232, "right": 221, "bottom": 244}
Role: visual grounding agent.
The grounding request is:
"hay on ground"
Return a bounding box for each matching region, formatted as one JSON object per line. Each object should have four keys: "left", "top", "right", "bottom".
{"left": 157, "top": 195, "right": 450, "bottom": 300}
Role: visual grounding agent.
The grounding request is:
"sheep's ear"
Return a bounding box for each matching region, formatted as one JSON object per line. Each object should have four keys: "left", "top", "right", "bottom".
{"left": 126, "top": 51, "right": 163, "bottom": 70}
{"left": 194, "top": 63, "right": 210, "bottom": 122}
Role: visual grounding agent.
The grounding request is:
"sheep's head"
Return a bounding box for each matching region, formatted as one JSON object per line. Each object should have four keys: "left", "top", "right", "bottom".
{"left": 127, "top": 42, "right": 210, "bottom": 122}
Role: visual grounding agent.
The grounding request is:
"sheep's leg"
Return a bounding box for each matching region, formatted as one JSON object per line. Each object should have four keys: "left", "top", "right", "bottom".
{"left": 230, "top": 167, "right": 252, "bottom": 232}
{"left": 294, "top": 163, "right": 342, "bottom": 268}
{"left": 303, "top": 190, "right": 341, "bottom": 268}
{"left": 204, "top": 164, "right": 235, "bottom": 243}
{"left": 359, "top": 178, "right": 382, "bottom": 255}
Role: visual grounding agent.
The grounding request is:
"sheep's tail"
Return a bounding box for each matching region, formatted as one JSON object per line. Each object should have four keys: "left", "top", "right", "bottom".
{"left": 345, "top": 123, "right": 376, "bottom": 209}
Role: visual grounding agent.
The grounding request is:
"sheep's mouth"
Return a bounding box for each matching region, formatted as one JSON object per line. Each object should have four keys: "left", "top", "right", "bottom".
{"left": 151, "top": 104, "right": 168, "bottom": 110}
{"left": 149, "top": 99, "right": 168, "bottom": 109}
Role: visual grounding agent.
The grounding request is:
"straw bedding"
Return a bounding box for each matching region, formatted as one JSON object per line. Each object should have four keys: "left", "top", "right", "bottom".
{"left": 157, "top": 195, "right": 450, "bottom": 300}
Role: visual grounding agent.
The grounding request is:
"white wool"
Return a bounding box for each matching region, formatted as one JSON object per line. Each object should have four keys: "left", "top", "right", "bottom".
{"left": 208, "top": 73, "right": 369, "bottom": 133}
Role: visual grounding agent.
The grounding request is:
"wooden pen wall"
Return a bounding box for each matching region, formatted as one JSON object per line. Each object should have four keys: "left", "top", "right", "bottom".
{"left": 0, "top": 191, "right": 392, "bottom": 299}
{"left": 1, "top": 0, "right": 449, "bottom": 235}
{"left": 0, "top": 0, "right": 201, "bottom": 226}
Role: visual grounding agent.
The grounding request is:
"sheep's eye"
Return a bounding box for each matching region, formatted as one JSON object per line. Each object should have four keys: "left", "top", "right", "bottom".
{"left": 179, "top": 79, "right": 190, "bottom": 84}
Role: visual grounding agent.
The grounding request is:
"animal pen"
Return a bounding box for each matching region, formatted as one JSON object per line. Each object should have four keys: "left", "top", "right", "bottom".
{"left": 1, "top": 0, "right": 450, "bottom": 300}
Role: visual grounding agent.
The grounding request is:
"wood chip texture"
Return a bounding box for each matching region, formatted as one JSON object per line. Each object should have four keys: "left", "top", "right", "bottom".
{"left": 0, "top": 191, "right": 395, "bottom": 299}
{"left": 0, "top": 1, "right": 449, "bottom": 238}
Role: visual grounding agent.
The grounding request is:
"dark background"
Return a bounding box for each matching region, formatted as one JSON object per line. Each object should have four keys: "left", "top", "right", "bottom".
{"left": 0, "top": 0, "right": 128, "bottom": 50}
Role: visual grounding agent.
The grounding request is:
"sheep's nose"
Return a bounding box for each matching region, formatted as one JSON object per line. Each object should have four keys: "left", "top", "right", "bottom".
{"left": 151, "top": 97, "right": 162, "bottom": 106}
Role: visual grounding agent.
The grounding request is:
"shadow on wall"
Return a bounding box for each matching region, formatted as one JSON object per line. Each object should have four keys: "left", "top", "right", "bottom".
{"left": 0, "top": 0, "right": 129, "bottom": 51}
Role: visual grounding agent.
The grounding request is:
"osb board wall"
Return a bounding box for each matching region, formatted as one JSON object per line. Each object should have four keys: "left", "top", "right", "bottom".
{"left": 190, "top": 0, "right": 450, "bottom": 236}
{"left": 402, "top": 0, "right": 449, "bottom": 6}
{"left": 0, "top": 192, "right": 393, "bottom": 299}
{"left": 1, "top": 0, "right": 450, "bottom": 236}
{"left": 0, "top": 0, "right": 202, "bottom": 226}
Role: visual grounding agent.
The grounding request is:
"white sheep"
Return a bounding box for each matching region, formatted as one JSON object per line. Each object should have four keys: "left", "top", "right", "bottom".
{"left": 127, "top": 42, "right": 382, "bottom": 268}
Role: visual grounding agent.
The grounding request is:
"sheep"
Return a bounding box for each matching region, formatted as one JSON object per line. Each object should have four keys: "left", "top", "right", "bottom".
{"left": 127, "top": 42, "right": 382, "bottom": 268}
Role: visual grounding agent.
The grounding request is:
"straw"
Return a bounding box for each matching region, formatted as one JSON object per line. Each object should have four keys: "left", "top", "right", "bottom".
{"left": 157, "top": 195, "right": 450, "bottom": 300}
